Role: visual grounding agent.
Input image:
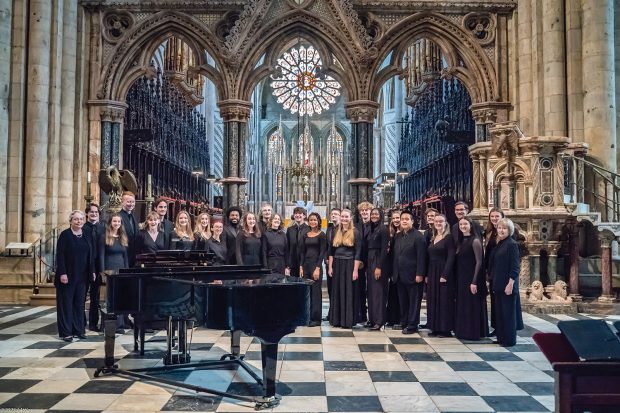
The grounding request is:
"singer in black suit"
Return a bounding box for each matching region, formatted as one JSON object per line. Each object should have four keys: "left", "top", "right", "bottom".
{"left": 119, "top": 192, "right": 138, "bottom": 266}
{"left": 391, "top": 210, "right": 427, "bottom": 334}
{"left": 286, "top": 207, "right": 309, "bottom": 277}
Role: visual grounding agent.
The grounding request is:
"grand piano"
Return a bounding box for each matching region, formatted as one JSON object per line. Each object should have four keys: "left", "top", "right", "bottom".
{"left": 96, "top": 250, "right": 312, "bottom": 410}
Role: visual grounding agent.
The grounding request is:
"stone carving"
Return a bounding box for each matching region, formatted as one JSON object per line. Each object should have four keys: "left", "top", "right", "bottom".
{"left": 528, "top": 281, "right": 548, "bottom": 302}
{"left": 490, "top": 123, "right": 520, "bottom": 158}
{"left": 98, "top": 166, "right": 138, "bottom": 212}
{"left": 102, "top": 11, "right": 135, "bottom": 44}
{"left": 463, "top": 12, "right": 496, "bottom": 46}
{"left": 549, "top": 280, "right": 572, "bottom": 302}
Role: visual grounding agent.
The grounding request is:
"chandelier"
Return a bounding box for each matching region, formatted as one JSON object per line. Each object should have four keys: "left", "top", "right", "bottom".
{"left": 270, "top": 45, "right": 341, "bottom": 116}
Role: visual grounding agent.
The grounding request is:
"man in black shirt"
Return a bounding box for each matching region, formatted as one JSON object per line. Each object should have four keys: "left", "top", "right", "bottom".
{"left": 286, "top": 206, "right": 309, "bottom": 277}
{"left": 119, "top": 191, "right": 138, "bottom": 266}
{"left": 324, "top": 207, "right": 341, "bottom": 320}
{"left": 83, "top": 203, "right": 104, "bottom": 331}
{"left": 356, "top": 201, "right": 373, "bottom": 325}
{"left": 154, "top": 198, "right": 174, "bottom": 237}
{"left": 223, "top": 206, "right": 242, "bottom": 264}
{"left": 392, "top": 210, "right": 427, "bottom": 334}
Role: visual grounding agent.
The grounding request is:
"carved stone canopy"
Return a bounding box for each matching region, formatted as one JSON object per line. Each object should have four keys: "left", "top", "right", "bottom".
{"left": 217, "top": 99, "right": 253, "bottom": 122}
{"left": 344, "top": 100, "right": 379, "bottom": 123}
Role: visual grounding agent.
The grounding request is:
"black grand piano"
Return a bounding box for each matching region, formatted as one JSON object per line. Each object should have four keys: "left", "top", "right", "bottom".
{"left": 96, "top": 250, "right": 311, "bottom": 410}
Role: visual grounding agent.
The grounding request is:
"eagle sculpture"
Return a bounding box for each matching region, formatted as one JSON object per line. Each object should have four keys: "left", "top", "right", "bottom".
{"left": 99, "top": 166, "right": 138, "bottom": 211}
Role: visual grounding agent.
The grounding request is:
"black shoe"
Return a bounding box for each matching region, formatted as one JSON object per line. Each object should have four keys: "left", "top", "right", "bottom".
{"left": 488, "top": 330, "right": 496, "bottom": 337}
{"left": 369, "top": 324, "right": 382, "bottom": 331}
{"left": 75, "top": 334, "right": 87, "bottom": 340}
{"left": 322, "top": 316, "right": 329, "bottom": 322}
{"left": 61, "top": 336, "right": 73, "bottom": 342}
{"left": 418, "top": 324, "right": 429, "bottom": 329}
{"left": 364, "top": 321, "right": 373, "bottom": 328}
{"left": 308, "top": 321, "right": 321, "bottom": 327}
{"left": 88, "top": 326, "right": 100, "bottom": 332}
{"left": 402, "top": 327, "right": 418, "bottom": 335}
{"left": 385, "top": 322, "right": 394, "bottom": 328}
{"left": 435, "top": 332, "right": 452, "bottom": 338}
{"left": 144, "top": 328, "right": 155, "bottom": 333}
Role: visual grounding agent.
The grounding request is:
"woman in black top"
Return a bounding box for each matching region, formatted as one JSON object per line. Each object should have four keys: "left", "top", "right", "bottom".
{"left": 261, "top": 213, "right": 288, "bottom": 275}
{"left": 455, "top": 217, "right": 488, "bottom": 340}
{"left": 385, "top": 209, "right": 401, "bottom": 328}
{"left": 488, "top": 218, "right": 523, "bottom": 347}
{"left": 328, "top": 208, "right": 362, "bottom": 329}
{"left": 99, "top": 213, "right": 129, "bottom": 273}
{"left": 300, "top": 212, "right": 327, "bottom": 326}
{"left": 136, "top": 211, "right": 168, "bottom": 254}
{"left": 366, "top": 208, "right": 389, "bottom": 330}
{"left": 484, "top": 207, "right": 504, "bottom": 335}
{"left": 426, "top": 214, "right": 456, "bottom": 337}
{"left": 207, "top": 220, "right": 227, "bottom": 265}
{"left": 236, "top": 212, "right": 263, "bottom": 265}
{"left": 170, "top": 210, "right": 194, "bottom": 250}
{"left": 194, "top": 212, "right": 211, "bottom": 250}
{"left": 56, "top": 210, "right": 96, "bottom": 341}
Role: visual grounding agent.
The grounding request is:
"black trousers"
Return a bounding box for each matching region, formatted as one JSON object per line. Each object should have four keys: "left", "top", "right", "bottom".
{"left": 366, "top": 270, "right": 389, "bottom": 326}
{"left": 494, "top": 292, "right": 518, "bottom": 346}
{"left": 86, "top": 274, "right": 102, "bottom": 328}
{"left": 358, "top": 267, "right": 367, "bottom": 322}
{"left": 310, "top": 278, "right": 323, "bottom": 322}
{"left": 397, "top": 281, "right": 423, "bottom": 329}
{"left": 386, "top": 279, "right": 401, "bottom": 325}
{"left": 56, "top": 280, "right": 87, "bottom": 338}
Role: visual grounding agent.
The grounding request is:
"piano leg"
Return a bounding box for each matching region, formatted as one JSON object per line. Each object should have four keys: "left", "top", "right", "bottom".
{"left": 95, "top": 314, "right": 118, "bottom": 377}
{"left": 255, "top": 342, "right": 281, "bottom": 410}
{"left": 221, "top": 330, "right": 242, "bottom": 360}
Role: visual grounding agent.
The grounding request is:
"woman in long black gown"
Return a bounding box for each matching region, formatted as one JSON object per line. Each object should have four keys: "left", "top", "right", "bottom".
{"left": 328, "top": 209, "right": 362, "bottom": 329}
{"left": 261, "top": 213, "right": 288, "bottom": 275}
{"left": 236, "top": 212, "right": 263, "bottom": 265}
{"left": 484, "top": 208, "right": 504, "bottom": 335}
{"left": 385, "top": 210, "right": 401, "bottom": 328}
{"left": 488, "top": 218, "right": 523, "bottom": 347}
{"left": 136, "top": 211, "right": 168, "bottom": 254}
{"left": 56, "top": 210, "right": 96, "bottom": 341}
{"left": 455, "top": 217, "right": 488, "bottom": 340}
{"left": 300, "top": 212, "right": 327, "bottom": 327}
{"left": 170, "top": 210, "right": 194, "bottom": 250}
{"left": 366, "top": 208, "right": 389, "bottom": 330}
{"left": 193, "top": 212, "right": 211, "bottom": 250}
{"left": 426, "top": 214, "right": 456, "bottom": 337}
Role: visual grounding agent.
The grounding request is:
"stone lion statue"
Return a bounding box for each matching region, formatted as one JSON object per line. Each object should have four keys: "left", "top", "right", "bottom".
{"left": 528, "top": 280, "right": 547, "bottom": 302}
{"left": 550, "top": 280, "right": 572, "bottom": 302}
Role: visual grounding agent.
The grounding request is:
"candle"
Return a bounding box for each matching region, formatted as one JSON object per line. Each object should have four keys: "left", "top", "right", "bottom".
{"left": 147, "top": 174, "right": 152, "bottom": 198}
{"left": 87, "top": 172, "right": 91, "bottom": 184}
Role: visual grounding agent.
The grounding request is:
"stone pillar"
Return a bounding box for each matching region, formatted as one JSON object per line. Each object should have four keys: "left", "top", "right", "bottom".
{"left": 472, "top": 154, "right": 480, "bottom": 210}
{"left": 345, "top": 100, "right": 378, "bottom": 210}
{"left": 566, "top": 0, "right": 584, "bottom": 142}
{"left": 568, "top": 222, "right": 582, "bottom": 301}
{"left": 23, "top": 0, "right": 52, "bottom": 242}
{"left": 479, "top": 154, "right": 488, "bottom": 209}
{"left": 598, "top": 231, "right": 616, "bottom": 303}
{"left": 517, "top": 0, "right": 533, "bottom": 134}
{"left": 58, "top": 0, "right": 77, "bottom": 218}
{"left": 582, "top": 0, "right": 616, "bottom": 172}
{"left": 0, "top": 0, "right": 12, "bottom": 249}
{"left": 542, "top": 0, "right": 567, "bottom": 136}
{"left": 217, "top": 99, "right": 251, "bottom": 210}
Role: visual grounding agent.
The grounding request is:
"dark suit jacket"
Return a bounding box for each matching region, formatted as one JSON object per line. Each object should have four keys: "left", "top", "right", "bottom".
{"left": 83, "top": 221, "right": 104, "bottom": 267}
{"left": 160, "top": 218, "right": 174, "bottom": 237}
{"left": 488, "top": 236, "right": 520, "bottom": 294}
{"left": 119, "top": 209, "right": 139, "bottom": 265}
{"left": 286, "top": 223, "right": 310, "bottom": 270}
{"left": 223, "top": 224, "right": 240, "bottom": 264}
{"left": 391, "top": 228, "right": 427, "bottom": 284}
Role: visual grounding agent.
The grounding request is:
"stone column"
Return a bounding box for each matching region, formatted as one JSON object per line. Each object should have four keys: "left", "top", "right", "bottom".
{"left": 566, "top": 0, "right": 584, "bottom": 142}
{"left": 479, "top": 154, "right": 488, "bottom": 209}
{"left": 597, "top": 231, "right": 615, "bottom": 303}
{"left": 542, "top": 0, "right": 567, "bottom": 136}
{"left": 582, "top": 0, "right": 616, "bottom": 172}
{"left": 58, "top": 0, "right": 77, "bottom": 218}
{"left": 217, "top": 99, "right": 251, "bottom": 210}
{"left": 517, "top": 0, "right": 533, "bottom": 134}
{"left": 0, "top": 0, "right": 12, "bottom": 249}
{"left": 345, "top": 100, "right": 378, "bottom": 210}
{"left": 568, "top": 222, "right": 582, "bottom": 301}
{"left": 471, "top": 154, "right": 480, "bottom": 210}
{"left": 23, "top": 0, "right": 52, "bottom": 242}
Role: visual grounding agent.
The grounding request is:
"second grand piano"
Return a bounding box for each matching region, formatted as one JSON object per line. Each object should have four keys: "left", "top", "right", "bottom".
{"left": 97, "top": 251, "right": 312, "bottom": 409}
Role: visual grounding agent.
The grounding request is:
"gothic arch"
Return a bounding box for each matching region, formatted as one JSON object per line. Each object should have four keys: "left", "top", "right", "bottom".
{"left": 234, "top": 14, "right": 361, "bottom": 103}
{"left": 97, "top": 11, "right": 226, "bottom": 103}
{"left": 369, "top": 12, "right": 498, "bottom": 105}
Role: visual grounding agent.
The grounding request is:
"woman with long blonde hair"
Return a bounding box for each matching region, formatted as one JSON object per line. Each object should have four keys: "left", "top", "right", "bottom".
{"left": 425, "top": 213, "right": 456, "bottom": 337}
{"left": 194, "top": 212, "right": 212, "bottom": 250}
{"left": 327, "top": 208, "right": 362, "bottom": 328}
{"left": 170, "top": 210, "right": 194, "bottom": 250}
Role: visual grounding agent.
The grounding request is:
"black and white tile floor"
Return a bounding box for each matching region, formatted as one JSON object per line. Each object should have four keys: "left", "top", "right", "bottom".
{"left": 0, "top": 303, "right": 618, "bottom": 412}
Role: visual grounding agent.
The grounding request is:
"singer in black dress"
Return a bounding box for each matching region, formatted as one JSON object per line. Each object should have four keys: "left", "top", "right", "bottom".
{"left": 300, "top": 212, "right": 327, "bottom": 326}
{"left": 385, "top": 210, "right": 401, "bottom": 328}
{"left": 236, "top": 212, "right": 263, "bottom": 266}
{"left": 328, "top": 209, "right": 362, "bottom": 329}
{"left": 426, "top": 214, "right": 456, "bottom": 336}
{"left": 170, "top": 210, "right": 195, "bottom": 251}
{"left": 366, "top": 208, "right": 389, "bottom": 330}
{"left": 261, "top": 214, "right": 288, "bottom": 275}
{"left": 455, "top": 217, "right": 488, "bottom": 340}
{"left": 136, "top": 211, "right": 168, "bottom": 254}
{"left": 193, "top": 212, "right": 212, "bottom": 250}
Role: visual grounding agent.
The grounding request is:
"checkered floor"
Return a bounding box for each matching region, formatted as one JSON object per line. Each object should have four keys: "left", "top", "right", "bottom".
{"left": 0, "top": 303, "right": 618, "bottom": 412}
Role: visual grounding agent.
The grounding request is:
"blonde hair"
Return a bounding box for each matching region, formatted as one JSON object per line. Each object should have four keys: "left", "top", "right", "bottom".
{"left": 357, "top": 201, "right": 373, "bottom": 211}
{"left": 431, "top": 214, "right": 451, "bottom": 243}
{"left": 174, "top": 210, "right": 194, "bottom": 241}
{"left": 143, "top": 211, "right": 160, "bottom": 229}
{"left": 333, "top": 209, "right": 355, "bottom": 247}
{"left": 105, "top": 213, "right": 129, "bottom": 247}
{"left": 195, "top": 212, "right": 212, "bottom": 240}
